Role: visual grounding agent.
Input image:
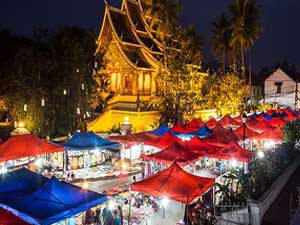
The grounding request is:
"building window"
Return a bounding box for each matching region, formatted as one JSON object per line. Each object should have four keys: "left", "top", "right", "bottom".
{"left": 275, "top": 82, "right": 283, "bottom": 94}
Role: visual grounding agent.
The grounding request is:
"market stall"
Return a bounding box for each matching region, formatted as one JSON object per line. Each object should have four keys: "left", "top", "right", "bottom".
{"left": 131, "top": 161, "right": 215, "bottom": 204}
{"left": 0, "top": 134, "right": 64, "bottom": 171}
{"left": 62, "top": 132, "right": 121, "bottom": 170}
{"left": 0, "top": 176, "right": 107, "bottom": 225}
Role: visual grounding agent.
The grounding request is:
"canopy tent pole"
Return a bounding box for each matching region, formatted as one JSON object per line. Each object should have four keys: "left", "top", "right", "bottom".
{"left": 186, "top": 195, "right": 189, "bottom": 225}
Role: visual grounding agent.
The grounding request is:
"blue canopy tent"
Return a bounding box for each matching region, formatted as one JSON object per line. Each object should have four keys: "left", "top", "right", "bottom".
{"left": 148, "top": 124, "right": 169, "bottom": 136}
{"left": 62, "top": 132, "right": 121, "bottom": 151}
{"left": 1, "top": 177, "right": 107, "bottom": 225}
{"left": 0, "top": 168, "right": 48, "bottom": 201}
{"left": 170, "top": 125, "right": 213, "bottom": 139}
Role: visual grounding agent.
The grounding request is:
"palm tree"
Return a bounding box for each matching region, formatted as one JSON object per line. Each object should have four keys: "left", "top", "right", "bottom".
{"left": 228, "top": 0, "right": 262, "bottom": 80}
{"left": 148, "top": 0, "right": 182, "bottom": 41}
{"left": 211, "top": 13, "right": 232, "bottom": 74}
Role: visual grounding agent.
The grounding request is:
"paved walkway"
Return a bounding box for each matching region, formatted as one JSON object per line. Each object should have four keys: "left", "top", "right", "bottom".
{"left": 262, "top": 163, "right": 300, "bottom": 225}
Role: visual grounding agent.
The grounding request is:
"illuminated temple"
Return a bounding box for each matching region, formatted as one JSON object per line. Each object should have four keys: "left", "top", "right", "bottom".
{"left": 88, "top": 0, "right": 211, "bottom": 132}
{"left": 88, "top": 0, "right": 164, "bottom": 132}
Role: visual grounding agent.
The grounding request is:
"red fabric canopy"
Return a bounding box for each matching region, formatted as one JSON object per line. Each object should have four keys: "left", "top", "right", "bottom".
{"left": 109, "top": 132, "right": 160, "bottom": 145}
{"left": 171, "top": 119, "right": 204, "bottom": 133}
{"left": 147, "top": 131, "right": 181, "bottom": 148}
{"left": 219, "top": 114, "right": 241, "bottom": 128}
{"left": 205, "top": 117, "right": 218, "bottom": 129}
{"left": 207, "top": 141, "right": 252, "bottom": 162}
{"left": 181, "top": 136, "right": 218, "bottom": 154}
{"left": 202, "top": 124, "right": 238, "bottom": 147}
{"left": 232, "top": 114, "right": 242, "bottom": 123}
{"left": 131, "top": 162, "right": 215, "bottom": 203}
{"left": 184, "top": 118, "right": 205, "bottom": 130}
{"left": 0, "top": 134, "right": 64, "bottom": 162}
{"left": 246, "top": 119, "right": 274, "bottom": 133}
{"left": 0, "top": 208, "right": 30, "bottom": 225}
{"left": 255, "top": 126, "right": 283, "bottom": 141}
{"left": 141, "top": 141, "right": 202, "bottom": 166}
{"left": 265, "top": 118, "right": 286, "bottom": 127}
{"left": 234, "top": 125, "right": 260, "bottom": 140}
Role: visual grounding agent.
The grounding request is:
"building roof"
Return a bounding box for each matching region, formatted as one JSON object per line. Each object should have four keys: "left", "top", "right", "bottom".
{"left": 96, "top": 0, "right": 163, "bottom": 70}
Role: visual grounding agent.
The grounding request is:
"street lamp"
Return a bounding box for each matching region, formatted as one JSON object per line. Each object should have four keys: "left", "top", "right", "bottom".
{"left": 242, "top": 113, "right": 247, "bottom": 148}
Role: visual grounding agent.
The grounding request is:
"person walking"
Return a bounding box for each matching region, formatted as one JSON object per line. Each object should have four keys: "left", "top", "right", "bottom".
{"left": 94, "top": 207, "right": 102, "bottom": 225}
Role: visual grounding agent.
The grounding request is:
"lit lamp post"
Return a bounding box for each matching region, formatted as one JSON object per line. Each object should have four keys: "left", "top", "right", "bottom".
{"left": 242, "top": 113, "right": 247, "bottom": 148}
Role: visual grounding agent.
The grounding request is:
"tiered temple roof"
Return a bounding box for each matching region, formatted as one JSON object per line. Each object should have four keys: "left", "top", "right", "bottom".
{"left": 96, "top": 0, "right": 164, "bottom": 70}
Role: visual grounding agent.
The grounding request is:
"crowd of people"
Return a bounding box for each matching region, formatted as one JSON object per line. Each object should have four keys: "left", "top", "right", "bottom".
{"left": 83, "top": 204, "right": 123, "bottom": 225}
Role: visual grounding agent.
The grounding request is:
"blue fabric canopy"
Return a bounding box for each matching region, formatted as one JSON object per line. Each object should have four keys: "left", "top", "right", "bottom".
{"left": 170, "top": 125, "right": 212, "bottom": 139}
{"left": 148, "top": 124, "right": 169, "bottom": 136}
{"left": 63, "top": 131, "right": 121, "bottom": 151}
{"left": 1, "top": 177, "right": 107, "bottom": 225}
{"left": 0, "top": 168, "right": 48, "bottom": 201}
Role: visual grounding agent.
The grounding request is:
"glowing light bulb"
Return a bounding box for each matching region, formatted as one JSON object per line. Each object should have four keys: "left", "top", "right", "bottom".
{"left": 257, "top": 151, "right": 265, "bottom": 159}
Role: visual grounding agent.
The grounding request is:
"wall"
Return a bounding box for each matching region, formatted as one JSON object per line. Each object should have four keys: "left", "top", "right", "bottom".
{"left": 264, "top": 68, "right": 297, "bottom": 108}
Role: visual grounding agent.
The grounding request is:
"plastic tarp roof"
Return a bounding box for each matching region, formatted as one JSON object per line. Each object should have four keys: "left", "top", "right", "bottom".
{"left": 148, "top": 124, "right": 169, "bottom": 136}
{"left": 0, "top": 208, "right": 30, "bottom": 225}
{"left": 0, "top": 168, "right": 48, "bottom": 201}
{"left": 0, "top": 134, "right": 64, "bottom": 162}
{"left": 207, "top": 141, "right": 252, "bottom": 162}
{"left": 131, "top": 162, "right": 215, "bottom": 204}
{"left": 1, "top": 177, "right": 107, "bottom": 225}
{"left": 63, "top": 132, "right": 120, "bottom": 150}
{"left": 170, "top": 125, "right": 212, "bottom": 139}
{"left": 170, "top": 119, "right": 204, "bottom": 133}
{"left": 141, "top": 141, "right": 202, "bottom": 166}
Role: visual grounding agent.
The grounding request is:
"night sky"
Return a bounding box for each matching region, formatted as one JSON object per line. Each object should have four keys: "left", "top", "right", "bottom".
{"left": 1, "top": 0, "right": 300, "bottom": 72}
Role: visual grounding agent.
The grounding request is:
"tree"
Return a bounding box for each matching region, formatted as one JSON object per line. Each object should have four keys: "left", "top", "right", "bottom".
{"left": 211, "top": 14, "right": 232, "bottom": 74}
{"left": 203, "top": 73, "right": 248, "bottom": 116}
{"left": 148, "top": 0, "right": 182, "bottom": 41}
{"left": 228, "top": 0, "right": 262, "bottom": 80}
{"left": 0, "top": 27, "right": 98, "bottom": 137}
{"left": 152, "top": 26, "right": 203, "bottom": 124}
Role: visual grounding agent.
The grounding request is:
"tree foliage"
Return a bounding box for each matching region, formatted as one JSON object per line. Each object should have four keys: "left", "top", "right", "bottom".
{"left": 203, "top": 73, "right": 248, "bottom": 116}
{"left": 0, "top": 27, "right": 100, "bottom": 137}
{"left": 152, "top": 26, "right": 203, "bottom": 123}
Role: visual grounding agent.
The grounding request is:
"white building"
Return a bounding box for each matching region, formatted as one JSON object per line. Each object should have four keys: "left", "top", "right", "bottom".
{"left": 263, "top": 68, "right": 300, "bottom": 109}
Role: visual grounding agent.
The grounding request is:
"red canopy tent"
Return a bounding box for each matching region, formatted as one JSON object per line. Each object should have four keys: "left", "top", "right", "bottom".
{"left": 205, "top": 117, "right": 218, "bottom": 129}
{"left": 202, "top": 124, "right": 238, "bottom": 147}
{"left": 0, "top": 208, "right": 30, "bottom": 225}
{"left": 246, "top": 119, "right": 274, "bottom": 133}
{"left": 170, "top": 119, "right": 205, "bottom": 133}
{"left": 232, "top": 114, "right": 242, "bottom": 123}
{"left": 146, "top": 131, "right": 181, "bottom": 148}
{"left": 180, "top": 136, "right": 218, "bottom": 154}
{"left": 255, "top": 126, "right": 283, "bottom": 141}
{"left": 184, "top": 118, "right": 205, "bottom": 130}
{"left": 109, "top": 132, "right": 160, "bottom": 145}
{"left": 0, "top": 134, "right": 64, "bottom": 162}
{"left": 265, "top": 118, "right": 286, "bottom": 127}
{"left": 207, "top": 141, "right": 252, "bottom": 162}
{"left": 141, "top": 141, "right": 202, "bottom": 166}
{"left": 234, "top": 125, "right": 260, "bottom": 140}
{"left": 219, "top": 114, "right": 241, "bottom": 128}
{"left": 131, "top": 162, "right": 215, "bottom": 203}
